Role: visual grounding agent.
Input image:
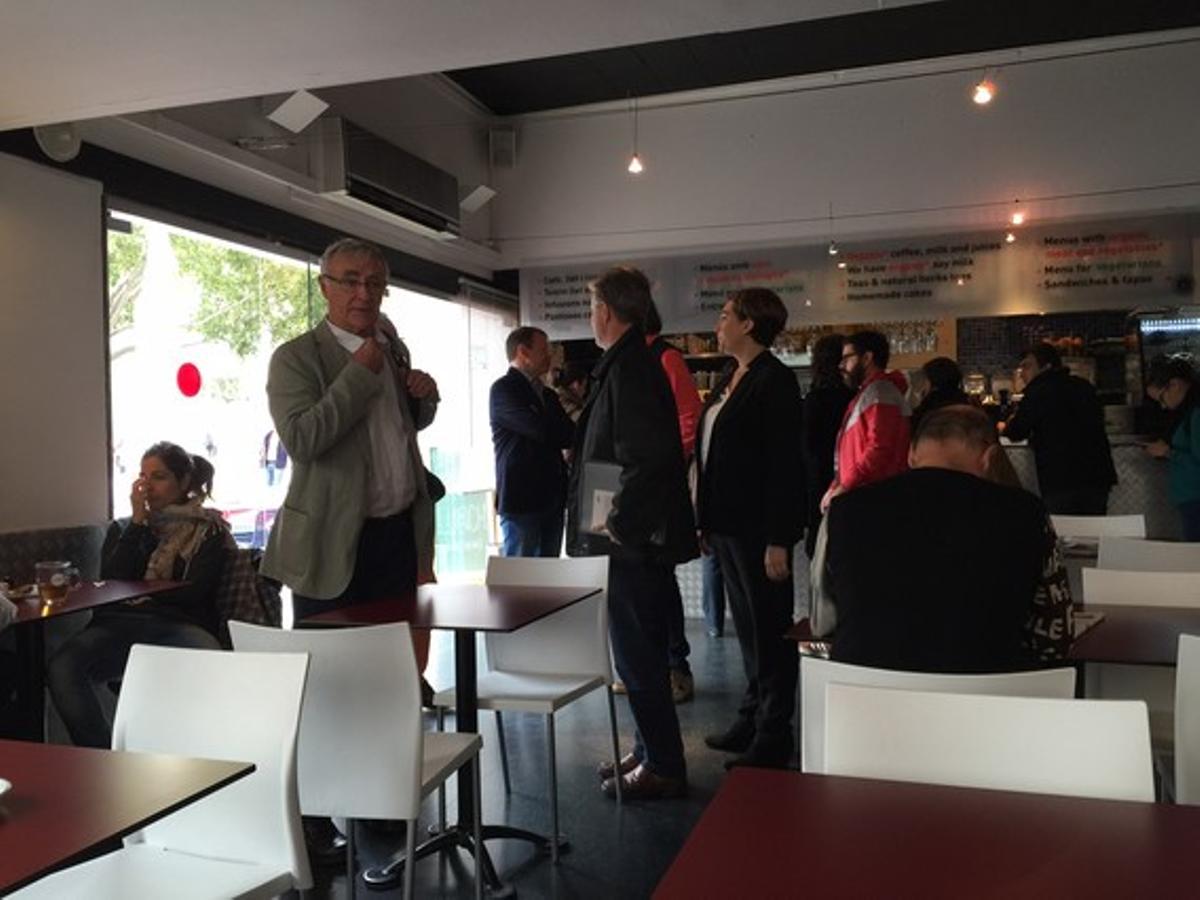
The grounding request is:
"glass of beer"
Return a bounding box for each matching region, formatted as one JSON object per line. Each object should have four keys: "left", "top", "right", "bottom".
{"left": 35, "top": 560, "right": 79, "bottom": 607}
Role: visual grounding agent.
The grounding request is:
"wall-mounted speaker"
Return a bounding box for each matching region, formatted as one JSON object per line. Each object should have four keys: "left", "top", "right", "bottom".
{"left": 489, "top": 127, "right": 517, "bottom": 169}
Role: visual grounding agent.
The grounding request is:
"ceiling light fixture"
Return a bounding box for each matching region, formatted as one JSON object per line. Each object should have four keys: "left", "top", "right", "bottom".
{"left": 1009, "top": 199, "right": 1026, "bottom": 226}
{"left": 627, "top": 96, "right": 644, "bottom": 175}
{"left": 827, "top": 201, "right": 838, "bottom": 256}
{"left": 972, "top": 75, "right": 997, "bottom": 106}
{"left": 1005, "top": 231, "right": 1017, "bottom": 244}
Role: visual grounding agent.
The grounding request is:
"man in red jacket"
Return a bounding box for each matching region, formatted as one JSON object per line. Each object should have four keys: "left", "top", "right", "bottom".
{"left": 821, "top": 330, "right": 911, "bottom": 510}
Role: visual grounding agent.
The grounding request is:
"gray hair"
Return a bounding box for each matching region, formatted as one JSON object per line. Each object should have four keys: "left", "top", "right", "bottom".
{"left": 319, "top": 237, "right": 390, "bottom": 278}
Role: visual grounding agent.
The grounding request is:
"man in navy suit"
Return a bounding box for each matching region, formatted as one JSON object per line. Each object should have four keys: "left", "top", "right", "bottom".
{"left": 490, "top": 326, "right": 575, "bottom": 556}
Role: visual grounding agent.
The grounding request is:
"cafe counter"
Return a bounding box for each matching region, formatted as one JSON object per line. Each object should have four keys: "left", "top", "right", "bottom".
{"left": 1002, "top": 435, "right": 1182, "bottom": 539}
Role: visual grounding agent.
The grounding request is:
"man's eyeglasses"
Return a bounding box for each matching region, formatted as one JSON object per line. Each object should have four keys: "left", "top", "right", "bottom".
{"left": 321, "top": 274, "right": 389, "bottom": 296}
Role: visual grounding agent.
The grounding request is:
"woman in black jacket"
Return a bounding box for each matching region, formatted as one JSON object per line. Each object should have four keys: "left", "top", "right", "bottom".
{"left": 697, "top": 288, "right": 805, "bottom": 769}
{"left": 48, "top": 441, "right": 233, "bottom": 747}
{"left": 801, "top": 334, "right": 854, "bottom": 558}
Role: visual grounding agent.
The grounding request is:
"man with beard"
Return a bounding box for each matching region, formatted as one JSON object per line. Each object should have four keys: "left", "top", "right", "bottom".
{"left": 821, "top": 330, "right": 911, "bottom": 510}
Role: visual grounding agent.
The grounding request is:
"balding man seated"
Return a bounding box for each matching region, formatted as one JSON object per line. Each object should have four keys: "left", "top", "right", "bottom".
{"left": 825, "top": 405, "right": 1060, "bottom": 673}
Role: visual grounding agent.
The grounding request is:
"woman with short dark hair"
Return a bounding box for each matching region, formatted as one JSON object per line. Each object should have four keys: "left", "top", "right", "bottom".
{"left": 48, "top": 441, "right": 234, "bottom": 747}
{"left": 911, "top": 356, "right": 969, "bottom": 431}
{"left": 696, "top": 289, "right": 804, "bottom": 768}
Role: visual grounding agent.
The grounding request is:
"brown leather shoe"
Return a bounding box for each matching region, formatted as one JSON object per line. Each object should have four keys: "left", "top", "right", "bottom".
{"left": 601, "top": 763, "right": 687, "bottom": 800}
{"left": 597, "top": 752, "right": 640, "bottom": 781}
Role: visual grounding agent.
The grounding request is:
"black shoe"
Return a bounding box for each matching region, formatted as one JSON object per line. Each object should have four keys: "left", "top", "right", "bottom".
{"left": 704, "top": 719, "right": 755, "bottom": 753}
{"left": 724, "top": 736, "right": 793, "bottom": 771}
{"left": 303, "top": 816, "right": 348, "bottom": 867}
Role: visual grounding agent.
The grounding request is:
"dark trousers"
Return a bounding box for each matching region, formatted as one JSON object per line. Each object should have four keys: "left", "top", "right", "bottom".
{"left": 710, "top": 533, "right": 798, "bottom": 743}
{"left": 665, "top": 569, "right": 691, "bottom": 674}
{"left": 607, "top": 555, "right": 687, "bottom": 778}
{"left": 293, "top": 509, "right": 417, "bottom": 623}
{"left": 1042, "top": 487, "right": 1110, "bottom": 516}
{"left": 1180, "top": 500, "right": 1200, "bottom": 542}
{"left": 499, "top": 506, "right": 564, "bottom": 558}
{"left": 701, "top": 551, "right": 726, "bottom": 636}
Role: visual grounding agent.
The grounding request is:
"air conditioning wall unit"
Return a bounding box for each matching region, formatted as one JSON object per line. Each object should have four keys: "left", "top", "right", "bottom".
{"left": 314, "top": 117, "right": 461, "bottom": 239}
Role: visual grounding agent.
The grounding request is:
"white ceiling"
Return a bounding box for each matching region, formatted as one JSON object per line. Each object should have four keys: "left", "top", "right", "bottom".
{"left": 0, "top": 0, "right": 934, "bottom": 131}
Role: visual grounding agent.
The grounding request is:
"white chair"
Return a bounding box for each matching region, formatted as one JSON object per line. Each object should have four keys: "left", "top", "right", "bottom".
{"left": 230, "top": 621, "right": 482, "bottom": 900}
{"left": 15, "top": 645, "right": 312, "bottom": 899}
{"left": 433, "top": 555, "right": 618, "bottom": 861}
{"left": 800, "top": 656, "right": 1076, "bottom": 773}
{"left": 1082, "top": 568, "right": 1200, "bottom": 609}
{"left": 1175, "top": 634, "right": 1200, "bottom": 805}
{"left": 1098, "top": 536, "right": 1200, "bottom": 573}
{"left": 1051, "top": 514, "right": 1145, "bottom": 540}
{"left": 1081, "top": 568, "right": 1200, "bottom": 753}
{"left": 825, "top": 683, "right": 1154, "bottom": 802}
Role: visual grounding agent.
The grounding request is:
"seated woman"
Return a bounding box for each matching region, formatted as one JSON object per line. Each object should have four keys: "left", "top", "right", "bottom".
{"left": 48, "top": 441, "right": 234, "bottom": 748}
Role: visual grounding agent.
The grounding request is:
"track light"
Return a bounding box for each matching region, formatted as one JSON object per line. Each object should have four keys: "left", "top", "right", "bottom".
{"left": 972, "top": 78, "right": 996, "bottom": 106}
{"left": 626, "top": 96, "right": 644, "bottom": 175}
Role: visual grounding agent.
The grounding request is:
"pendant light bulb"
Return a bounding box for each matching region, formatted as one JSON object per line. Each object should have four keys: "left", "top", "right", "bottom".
{"left": 1005, "top": 231, "right": 1016, "bottom": 244}
{"left": 828, "top": 240, "right": 839, "bottom": 256}
{"left": 627, "top": 153, "right": 644, "bottom": 175}
{"left": 972, "top": 78, "right": 996, "bottom": 105}
{"left": 1010, "top": 210, "right": 1025, "bottom": 226}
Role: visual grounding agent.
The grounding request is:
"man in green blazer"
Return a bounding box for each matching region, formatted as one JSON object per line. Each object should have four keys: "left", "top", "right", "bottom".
{"left": 262, "top": 237, "right": 439, "bottom": 622}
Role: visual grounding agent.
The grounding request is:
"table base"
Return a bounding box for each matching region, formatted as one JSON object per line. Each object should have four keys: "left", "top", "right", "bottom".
{"left": 361, "top": 824, "right": 569, "bottom": 895}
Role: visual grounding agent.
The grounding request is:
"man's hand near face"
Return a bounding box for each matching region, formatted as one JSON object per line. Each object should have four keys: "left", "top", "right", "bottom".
{"left": 352, "top": 336, "right": 385, "bottom": 374}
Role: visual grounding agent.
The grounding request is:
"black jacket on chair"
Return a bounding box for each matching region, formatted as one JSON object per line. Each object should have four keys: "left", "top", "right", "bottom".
{"left": 490, "top": 367, "right": 575, "bottom": 516}
{"left": 566, "top": 327, "right": 698, "bottom": 565}
{"left": 696, "top": 351, "right": 806, "bottom": 547}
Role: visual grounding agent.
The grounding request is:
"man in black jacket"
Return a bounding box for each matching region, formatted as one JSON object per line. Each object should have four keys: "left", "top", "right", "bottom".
{"left": 568, "top": 266, "right": 698, "bottom": 800}
{"left": 490, "top": 326, "right": 575, "bottom": 556}
{"left": 1004, "top": 343, "right": 1117, "bottom": 514}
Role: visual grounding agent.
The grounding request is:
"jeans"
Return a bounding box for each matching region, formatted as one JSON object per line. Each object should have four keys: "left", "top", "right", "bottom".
{"left": 701, "top": 551, "right": 726, "bottom": 636}
{"left": 47, "top": 609, "right": 221, "bottom": 748}
{"left": 292, "top": 509, "right": 417, "bottom": 622}
{"left": 710, "top": 533, "right": 798, "bottom": 743}
{"left": 1180, "top": 500, "right": 1200, "bottom": 542}
{"left": 499, "top": 506, "right": 565, "bottom": 558}
{"left": 607, "top": 555, "right": 687, "bottom": 778}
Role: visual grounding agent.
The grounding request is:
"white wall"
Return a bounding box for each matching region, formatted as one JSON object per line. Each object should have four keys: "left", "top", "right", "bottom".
{"left": 0, "top": 153, "right": 108, "bottom": 531}
{"left": 493, "top": 40, "right": 1200, "bottom": 269}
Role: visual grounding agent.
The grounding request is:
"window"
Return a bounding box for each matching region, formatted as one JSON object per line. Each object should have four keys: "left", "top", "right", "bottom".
{"left": 107, "top": 212, "right": 515, "bottom": 583}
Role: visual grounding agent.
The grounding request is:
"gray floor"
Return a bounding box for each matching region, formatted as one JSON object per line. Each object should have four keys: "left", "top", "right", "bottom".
{"left": 297, "top": 620, "right": 772, "bottom": 899}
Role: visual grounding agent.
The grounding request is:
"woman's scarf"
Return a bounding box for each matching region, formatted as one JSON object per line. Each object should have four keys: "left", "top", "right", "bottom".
{"left": 143, "top": 497, "right": 229, "bottom": 581}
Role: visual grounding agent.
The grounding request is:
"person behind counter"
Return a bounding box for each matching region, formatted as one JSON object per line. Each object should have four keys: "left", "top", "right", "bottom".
{"left": 1003, "top": 342, "right": 1117, "bottom": 515}
{"left": 47, "top": 442, "right": 232, "bottom": 748}
{"left": 1144, "top": 356, "right": 1200, "bottom": 541}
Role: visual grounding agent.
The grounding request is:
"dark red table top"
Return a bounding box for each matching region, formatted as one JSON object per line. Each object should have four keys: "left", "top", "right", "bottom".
{"left": 655, "top": 769, "right": 1200, "bottom": 899}
{"left": 302, "top": 582, "right": 600, "bottom": 632}
{"left": 1069, "top": 603, "right": 1200, "bottom": 666}
{"left": 9, "top": 579, "right": 182, "bottom": 626}
{"left": 0, "top": 738, "right": 253, "bottom": 893}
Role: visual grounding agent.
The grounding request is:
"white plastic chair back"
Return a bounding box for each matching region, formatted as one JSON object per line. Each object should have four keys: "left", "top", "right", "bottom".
{"left": 229, "top": 620, "right": 424, "bottom": 820}
{"left": 112, "top": 644, "right": 311, "bottom": 887}
{"left": 1051, "top": 514, "right": 1145, "bottom": 539}
{"left": 1175, "top": 634, "right": 1200, "bottom": 805}
{"left": 825, "top": 683, "right": 1154, "bottom": 802}
{"left": 1098, "top": 537, "right": 1200, "bottom": 573}
{"left": 483, "top": 556, "right": 611, "bottom": 680}
{"left": 800, "top": 657, "right": 1075, "bottom": 773}
{"left": 1082, "top": 568, "right": 1200, "bottom": 609}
